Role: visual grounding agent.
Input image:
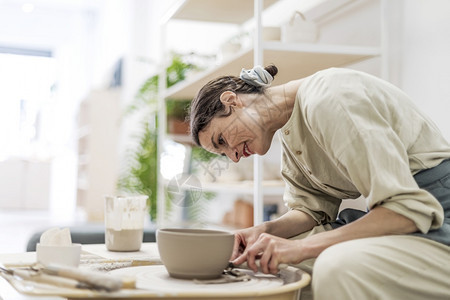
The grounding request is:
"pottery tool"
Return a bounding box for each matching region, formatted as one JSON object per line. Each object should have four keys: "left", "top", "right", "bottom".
{"left": 228, "top": 260, "right": 288, "bottom": 272}
{"left": 41, "top": 263, "right": 135, "bottom": 291}
{"left": 194, "top": 261, "right": 289, "bottom": 284}
{"left": 0, "top": 263, "right": 88, "bottom": 289}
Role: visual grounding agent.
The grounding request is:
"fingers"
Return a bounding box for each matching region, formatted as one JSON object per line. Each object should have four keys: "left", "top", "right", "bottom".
{"left": 231, "top": 252, "right": 247, "bottom": 266}
{"left": 232, "top": 243, "right": 260, "bottom": 273}
{"left": 230, "top": 234, "right": 243, "bottom": 261}
{"left": 241, "top": 233, "right": 287, "bottom": 275}
{"left": 258, "top": 237, "right": 280, "bottom": 274}
{"left": 243, "top": 233, "right": 270, "bottom": 273}
{"left": 268, "top": 257, "right": 281, "bottom": 274}
{"left": 259, "top": 247, "right": 272, "bottom": 274}
{"left": 230, "top": 230, "right": 292, "bottom": 275}
{"left": 246, "top": 246, "right": 260, "bottom": 273}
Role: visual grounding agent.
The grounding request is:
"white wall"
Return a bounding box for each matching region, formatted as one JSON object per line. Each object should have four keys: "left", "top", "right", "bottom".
{"left": 310, "top": 0, "right": 450, "bottom": 140}
{"left": 395, "top": 0, "right": 450, "bottom": 140}
{"left": 336, "top": 0, "right": 450, "bottom": 141}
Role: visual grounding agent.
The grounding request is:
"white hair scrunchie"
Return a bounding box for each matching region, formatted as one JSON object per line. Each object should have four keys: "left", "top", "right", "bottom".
{"left": 239, "top": 65, "right": 273, "bottom": 87}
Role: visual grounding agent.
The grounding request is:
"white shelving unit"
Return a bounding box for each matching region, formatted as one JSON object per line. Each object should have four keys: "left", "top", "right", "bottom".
{"left": 165, "top": 43, "right": 379, "bottom": 100}
{"left": 202, "top": 180, "right": 285, "bottom": 195}
{"left": 157, "top": 0, "right": 382, "bottom": 226}
{"left": 76, "top": 88, "right": 121, "bottom": 222}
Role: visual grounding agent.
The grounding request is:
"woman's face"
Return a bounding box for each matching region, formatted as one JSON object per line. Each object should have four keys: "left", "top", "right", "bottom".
{"left": 198, "top": 94, "right": 274, "bottom": 163}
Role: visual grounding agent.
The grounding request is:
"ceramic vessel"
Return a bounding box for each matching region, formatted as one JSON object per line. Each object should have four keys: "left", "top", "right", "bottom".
{"left": 281, "top": 11, "right": 318, "bottom": 43}
{"left": 36, "top": 243, "right": 82, "bottom": 267}
{"left": 157, "top": 228, "right": 234, "bottom": 279}
{"left": 104, "top": 195, "right": 148, "bottom": 252}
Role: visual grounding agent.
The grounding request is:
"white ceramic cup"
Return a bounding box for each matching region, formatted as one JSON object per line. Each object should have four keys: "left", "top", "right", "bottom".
{"left": 36, "top": 243, "right": 82, "bottom": 267}
{"left": 104, "top": 195, "right": 148, "bottom": 252}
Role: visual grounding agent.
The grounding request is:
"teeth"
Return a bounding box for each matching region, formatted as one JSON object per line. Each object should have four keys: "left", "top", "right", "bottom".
{"left": 244, "top": 143, "right": 250, "bottom": 156}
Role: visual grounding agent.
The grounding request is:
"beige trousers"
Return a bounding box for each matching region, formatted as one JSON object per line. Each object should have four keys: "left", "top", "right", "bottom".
{"left": 290, "top": 225, "right": 450, "bottom": 300}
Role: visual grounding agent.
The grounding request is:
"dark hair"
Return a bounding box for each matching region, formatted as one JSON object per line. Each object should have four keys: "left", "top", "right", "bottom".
{"left": 189, "top": 65, "right": 278, "bottom": 146}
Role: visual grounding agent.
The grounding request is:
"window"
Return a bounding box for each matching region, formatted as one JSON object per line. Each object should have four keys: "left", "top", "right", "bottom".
{"left": 0, "top": 47, "right": 56, "bottom": 160}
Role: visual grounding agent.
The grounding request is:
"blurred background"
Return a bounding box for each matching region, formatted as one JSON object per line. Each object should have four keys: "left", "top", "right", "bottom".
{"left": 0, "top": 0, "right": 449, "bottom": 253}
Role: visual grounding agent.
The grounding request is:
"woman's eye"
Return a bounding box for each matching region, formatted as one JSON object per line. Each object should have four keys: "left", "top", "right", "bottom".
{"left": 218, "top": 135, "right": 225, "bottom": 145}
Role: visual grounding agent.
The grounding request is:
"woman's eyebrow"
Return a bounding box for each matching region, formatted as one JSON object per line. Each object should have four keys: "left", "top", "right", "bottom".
{"left": 211, "top": 133, "right": 219, "bottom": 149}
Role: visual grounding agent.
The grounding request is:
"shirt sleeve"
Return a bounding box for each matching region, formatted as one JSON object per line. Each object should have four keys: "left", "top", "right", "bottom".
{"left": 303, "top": 71, "right": 444, "bottom": 233}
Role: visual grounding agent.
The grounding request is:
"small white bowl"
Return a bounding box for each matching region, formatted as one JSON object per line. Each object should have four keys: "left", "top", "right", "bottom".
{"left": 36, "top": 243, "right": 82, "bottom": 267}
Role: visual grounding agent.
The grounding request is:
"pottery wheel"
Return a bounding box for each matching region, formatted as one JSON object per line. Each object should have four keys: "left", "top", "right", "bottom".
{"left": 109, "top": 265, "right": 284, "bottom": 293}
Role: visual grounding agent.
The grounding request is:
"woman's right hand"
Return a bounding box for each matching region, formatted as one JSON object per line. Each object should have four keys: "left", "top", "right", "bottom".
{"left": 230, "top": 223, "right": 267, "bottom": 261}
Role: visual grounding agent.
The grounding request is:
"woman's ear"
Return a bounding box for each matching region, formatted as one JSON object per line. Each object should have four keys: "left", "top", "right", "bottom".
{"left": 220, "top": 91, "right": 243, "bottom": 108}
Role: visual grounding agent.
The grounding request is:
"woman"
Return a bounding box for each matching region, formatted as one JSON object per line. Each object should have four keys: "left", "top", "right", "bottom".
{"left": 189, "top": 65, "right": 450, "bottom": 299}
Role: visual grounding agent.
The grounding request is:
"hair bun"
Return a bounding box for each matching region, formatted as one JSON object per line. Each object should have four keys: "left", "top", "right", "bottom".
{"left": 264, "top": 65, "right": 278, "bottom": 77}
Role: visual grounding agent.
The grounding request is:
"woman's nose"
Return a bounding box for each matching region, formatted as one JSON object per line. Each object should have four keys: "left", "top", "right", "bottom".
{"left": 225, "top": 148, "right": 240, "bottom": 163}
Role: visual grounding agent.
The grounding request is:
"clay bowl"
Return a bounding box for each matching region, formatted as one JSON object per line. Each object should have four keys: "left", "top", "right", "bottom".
{"left": 156, "top": 228, "right": 235, "bottom": 279}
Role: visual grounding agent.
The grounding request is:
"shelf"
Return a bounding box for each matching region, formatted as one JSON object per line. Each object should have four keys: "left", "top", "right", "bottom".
{"left": 164, "top": 42, "right": 380, "bottom": 100}
{"left": 167, "top": 134, "right": 194, "bottom": 145}
{"left": 77, "top": 154, "right": 90, "bottom": 166}
{"left": 163, "top": 0, "right": 279, "bottom": 24}
{"left": 201, "top": 180, "right": 285, "bottom": 195}
{"left": 77, "top": 125, "right": 90, "bottom": 139}
{"left": 164, "top": 177, "right": 284, "bottom": 195}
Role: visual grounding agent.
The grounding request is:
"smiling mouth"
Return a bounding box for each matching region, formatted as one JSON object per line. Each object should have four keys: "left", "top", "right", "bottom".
{"left": 243, "top": 142, "right": 252, "bottom": 157}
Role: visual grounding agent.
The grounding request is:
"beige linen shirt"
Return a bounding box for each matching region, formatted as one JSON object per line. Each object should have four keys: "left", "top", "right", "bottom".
{"left": 280, "top": 68, "right": 450, "bottom": 234}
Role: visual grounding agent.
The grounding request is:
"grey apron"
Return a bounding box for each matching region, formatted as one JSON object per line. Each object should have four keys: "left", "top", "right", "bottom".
{"left": 332, "top": 159, "right": 450, "bottom": 246}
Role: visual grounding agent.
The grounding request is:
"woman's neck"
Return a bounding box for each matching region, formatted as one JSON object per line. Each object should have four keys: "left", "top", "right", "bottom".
{"left": 267, "top": 79, "right": 303, "bottom": 131}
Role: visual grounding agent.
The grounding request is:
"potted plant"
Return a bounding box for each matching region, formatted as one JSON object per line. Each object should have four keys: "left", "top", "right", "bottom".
{"left": 166, "top": 99, "right": 190, "bottom": 135}
{"left": 118, "top": 53, "right": 198, "bottom": 221}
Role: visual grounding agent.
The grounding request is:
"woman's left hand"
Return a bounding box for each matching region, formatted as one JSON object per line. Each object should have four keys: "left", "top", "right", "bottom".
{"left": 232, "top": 233, "right": 305, "bottom": 274}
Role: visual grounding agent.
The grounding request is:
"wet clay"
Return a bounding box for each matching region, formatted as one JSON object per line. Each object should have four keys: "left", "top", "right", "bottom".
{"left": 106, "top": 228, "right": 143, "bottom": 251}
